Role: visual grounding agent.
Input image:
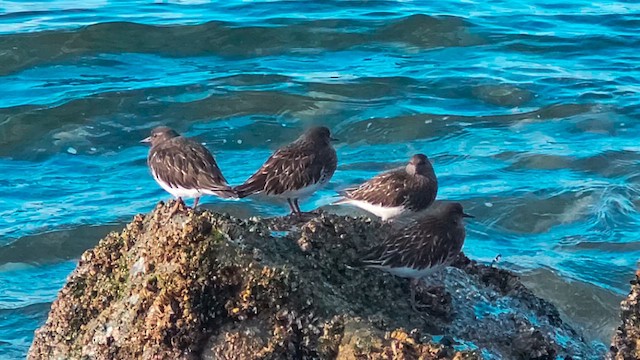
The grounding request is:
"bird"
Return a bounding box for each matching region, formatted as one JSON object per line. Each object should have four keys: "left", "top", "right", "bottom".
{"left": 358, "top": 202, "right": 472, "bottom": 312}
{"left": 234, "top": 126, "right": 338, "bottom": 215}
{"left": 334, "top": 154, "right": 437, "bottom": 221}
{"left": 141, "top": 126, "right": 236, "bottom": 215}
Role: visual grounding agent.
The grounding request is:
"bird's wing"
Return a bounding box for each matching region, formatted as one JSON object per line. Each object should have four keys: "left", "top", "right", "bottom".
{"left": 149, "top": 138, "right": 234, "bottom": 196}
{"left": 235, "top": 144, "right": 335, "bottom": 197}
{"left": 343, "top": 169, "right": 409, "bottom": 207}
{"left": 360, "top": 217, "right": 453, "bottom": 270}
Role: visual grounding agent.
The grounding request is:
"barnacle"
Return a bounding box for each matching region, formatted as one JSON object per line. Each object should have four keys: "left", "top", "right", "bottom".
{"left": 31, "top": 200, "right": 548, "bottom": 360}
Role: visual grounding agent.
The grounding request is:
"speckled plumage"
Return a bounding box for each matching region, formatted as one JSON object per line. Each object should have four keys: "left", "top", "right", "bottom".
{"left": 360, "top": 202, "right": 471, "bottom": 312}
{"left": 360, "top": 202, "right": 470, "bottom": 278}
{"left": 143, "top": 127, "right": 236, "bottom": 207}
{"left": 234, "top": 126, "right": 337, "bottom": 214}
{"left": 336, "top": 154, "right": 437, "bottom": 221}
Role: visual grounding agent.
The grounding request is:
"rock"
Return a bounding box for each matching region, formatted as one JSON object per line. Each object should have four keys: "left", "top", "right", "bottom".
{"left": 610, "top": 269, "right": 640, "bottom": 359}
{"left": 29, "top": 200, "right": 602, "bottom": 359}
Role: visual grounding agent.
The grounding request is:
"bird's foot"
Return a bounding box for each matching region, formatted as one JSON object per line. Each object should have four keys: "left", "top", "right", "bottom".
{"left": 283, "top": 211, "right": 315, "bottom": 223}
{"left": 412, "top": 285, "right": 451, "bottom": 317}
{"left": 410, "top": 299, "right": 433, "bottom": 313}
{"left": 167, "top": 198, "right": 187, "bottom": 218}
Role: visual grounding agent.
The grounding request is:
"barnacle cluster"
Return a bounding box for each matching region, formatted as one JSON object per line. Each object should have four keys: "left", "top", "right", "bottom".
{"left": 30, "top": 200, "right": 600, "bottom": 359}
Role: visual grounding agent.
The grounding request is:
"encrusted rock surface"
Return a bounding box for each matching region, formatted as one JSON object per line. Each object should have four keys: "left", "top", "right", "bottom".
{"left": 29, "top": 201, "right": 603, "bottom": 359}
{"left": 610, "top": 269, "right": 640, "bottom": 360}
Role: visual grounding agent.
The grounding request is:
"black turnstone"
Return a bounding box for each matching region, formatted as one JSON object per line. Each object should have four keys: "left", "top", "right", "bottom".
{"left": 141, "top": 126, "right": 236, "bottom": 213}
{"left": 335, "top": 154, "right": 437, "bottom": 221}
{"left": 359, "top": 202, "right": 472, "bottom": 311}
{"left": 234, "top": 126, "right": 338, "bottom": 214}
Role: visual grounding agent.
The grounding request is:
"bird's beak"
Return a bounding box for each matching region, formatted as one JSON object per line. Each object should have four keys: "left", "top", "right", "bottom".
{"left": 140, "top": 137, "right": 152, "bottom": 143}
{"left": 463, "top": 213, "right": 474, "bottom": 218}
{"left": 330, "top": 137, "right": 339, "bottom": 142}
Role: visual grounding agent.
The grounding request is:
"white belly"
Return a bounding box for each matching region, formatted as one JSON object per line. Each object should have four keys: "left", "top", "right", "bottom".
{"left": 153, "top": 173, "right": 204, "bottom": 199}
{"left": 340, "top": 200, "right": 406, "bottom": 221}
{"left": 271, "top": 181, "right": 325, "bottom": 199}
{"left": 372, "top": 264, "right": 444, "bottom": 279}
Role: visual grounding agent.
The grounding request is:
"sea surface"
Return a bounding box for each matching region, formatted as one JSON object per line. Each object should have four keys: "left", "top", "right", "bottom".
{"left": 1, "top": 0, "right": 639, "bottom": 357}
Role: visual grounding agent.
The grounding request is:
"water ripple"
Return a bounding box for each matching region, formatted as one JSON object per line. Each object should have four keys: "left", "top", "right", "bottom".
{"left": 1, "top": 1, "right": 639, "bottom": 357}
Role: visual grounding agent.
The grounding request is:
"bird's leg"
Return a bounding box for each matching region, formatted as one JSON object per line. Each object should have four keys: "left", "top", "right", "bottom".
{"left": 286, "top": 198, "right": 297, "bottom": 214}
{"left": 410, "top": 278, "right": 422, "bottom": 312}
{"left": 409, "top": 278, "right": 434, "bottom": 312}
{"left": 168, "top": 197, "right": 185, "bottom": 218}
{"left": 193, "top": 197, "right": 200, "bottom": 209}
{"left": 293, "top": 198, "right": 302, "bottom": 214}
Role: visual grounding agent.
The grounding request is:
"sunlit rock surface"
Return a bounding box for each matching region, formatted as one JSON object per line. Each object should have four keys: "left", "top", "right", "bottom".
{"left": 610, "top": 269, "right": 640, "bottom": 360}
{"left": 29, "top": 201, "right": 602, "bottom": 359}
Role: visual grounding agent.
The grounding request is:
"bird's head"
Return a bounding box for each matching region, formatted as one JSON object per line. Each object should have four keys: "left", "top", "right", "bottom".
{"left": 441, "top": 202, "right": 474, "bottom": 224}
{"left": 302, "top": 126, "right": 337, "bottom": 146}
{"left": 406, "top": 153, "right": 434, "bottom": 176}
{"left": 141, "top": 126, "right": 180, "bottom": 146}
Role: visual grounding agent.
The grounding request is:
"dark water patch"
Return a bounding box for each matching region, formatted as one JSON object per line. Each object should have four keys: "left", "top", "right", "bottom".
{"left": 304, "top": 76, "right": 416, "bottom": 100}
{"left": 0, "top": 8, "right": 94, "bottom": 21}
{"left": 0, "top": 224, "right": 122, "bottom": 264}
{"left": 559, "top": 257, "right": 635, "bottom": 296}
{"left": 572, "top": 116, "right": 618, "bottom": 136}
{"left": 557, "top": 240, "right": 640, "bottom": 253}
{"left": 532, "top": 102, "right": 595, "bottom": 120}
{"left": 0, "top": 69, "right": 596, "bottom": 160}
{"left": 338, "top": 103, "right": 594, "bottom": 145}
{"left": 173, "top": 90, "right": 317, "bottom": 123}
{"left": 0, "top": 88, "right": 321, "bottom": 159}
{"left": 0, "top": 78, "right": 559, "bottom": 160}
{"left": 552, "top": 13, "right": 640, "bottom": 36}
{"left": 196, "top": 120, "right": 317, "bottom": 151}
{"left": 473, "top": 190, "right": 594, "bottom": 234}
{"left": 521, "top": 268, "right": 620, "bottom": 344}
{"left": 298, "top": 75, "right": 538, "bottom": 111}
{"left": 0, "top": 98, "right": 134, "bottom": 160}
{"left": 0, "top": 14, "right": 479, "bottom": 76}
{"left": 338, "top": 113, "right": 460, "bottom": 145}
{"left": 504, "top": 150, "right": 640, "bottom": 178}
{"left": 502, "top": 153, "right": 573, "bottom": 171}
{"left": 0, "top": 302, "right": 50, "bottom": 359}
{"left": 359, "top": 76, "right": 538, "bottom": 109}
{"left": 471, "top": 84, "right": 534, "bottom": 107}
{"left": 218, "top": 73, "right": 293, "bottom": 87}
{"left": 376, "top": 14, "right": 483, "bottom": 48}
{"left": 502, "top": 33, "right": 639, "bottom": 54}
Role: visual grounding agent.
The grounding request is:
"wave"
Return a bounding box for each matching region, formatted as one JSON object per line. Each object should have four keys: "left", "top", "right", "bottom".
{"left": 0, "top": 14, "right": 483, "bottom": 76}
{"left": 0, "top": 224, "right": 122, "bottom": 263}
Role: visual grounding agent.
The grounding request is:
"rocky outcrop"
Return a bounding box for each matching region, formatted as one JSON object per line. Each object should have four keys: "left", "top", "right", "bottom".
{"left": 29, "top": 201, "right": 602, "bottom": 359}
{"left": 610, "top": 269, "right": 640, "bottom": 359}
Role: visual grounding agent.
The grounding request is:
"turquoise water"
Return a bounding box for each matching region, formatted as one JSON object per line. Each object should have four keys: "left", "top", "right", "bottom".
{"left": 2, "top": 0, "right": 640, "bottom": 357}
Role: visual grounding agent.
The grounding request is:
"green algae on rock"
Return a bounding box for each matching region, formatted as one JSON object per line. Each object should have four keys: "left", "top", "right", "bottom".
{"left": 30, "top": 201, "right": 602, "bottom": 359}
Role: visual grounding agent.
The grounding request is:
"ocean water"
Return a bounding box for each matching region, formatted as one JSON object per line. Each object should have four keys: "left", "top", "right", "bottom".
{"left": 1, "top": 0, "right": 639, "bottom": 357}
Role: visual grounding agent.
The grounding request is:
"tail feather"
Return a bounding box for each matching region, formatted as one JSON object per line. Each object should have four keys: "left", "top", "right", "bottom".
{"left": 332, "top": 197, "right": 351, "bottom": 206}
{"left": 203, "top": 185, "right": 238, "bottom": 199}
{"left": 349, "top": 257, "right": 381, "bottom": 269}
{"left": 234, "top": 181, "right": 263, "bottom": 199}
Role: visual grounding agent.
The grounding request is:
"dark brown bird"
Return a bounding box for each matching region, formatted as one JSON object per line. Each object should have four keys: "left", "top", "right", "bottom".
{"left": 141, "top": 126, "right": 236, "bottom": 213}
{"left": 335, "top": 154, "right": 437, "bottom": 221}
{"left": 234, "top": 126, "right": 337, "bottom": 214}
{"left": 359, "top": 202, "right": 472, "bottom": 311}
